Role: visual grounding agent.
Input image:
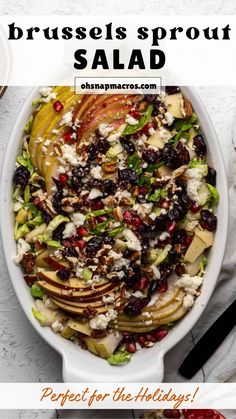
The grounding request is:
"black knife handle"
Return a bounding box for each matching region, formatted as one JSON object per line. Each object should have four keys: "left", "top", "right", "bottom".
{"left": 178, "top": 299, "right": 236, "bottom": 379}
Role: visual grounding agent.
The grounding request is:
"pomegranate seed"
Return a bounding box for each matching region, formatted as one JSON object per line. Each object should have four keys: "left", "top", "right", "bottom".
{"left": 163, "top": 409, "right": 181, "bottom": 418}
{"left": 53, "top": 100, "right": 63, "bottom": 112}
{"left": 135, "top": 276, "right": 149, "bottom": 291}
{"left": 77, "top": 227, "right": 89, "bottom": 237}
{"left": 132, "top": 216, "right": 142, "bottom": 228}
{"left": 184, "top": 235, "right": 193, "bottom": 247}
{"left": 145, "top": 334, "right": 155, "bottom": 342}
{"left": 77, "top": 239, "right": 86, "bottom": 249}
{"left": 167, "top": 221, "right": 177, "bottom": 234}
{"left": 142, "top": 122, "right": 155, "bottom": 136}
{"left": 130, "top": 110, "right": 140, "bottom": 119}
{"left": 33, "top": 197, "right": 40, "bottom": 206}
{"left": 133, "top": 132, "right": 142, "bottom": 140}
{"left": 137, "top": 336, "right": 146, "bottom": 346}
{"left": 158, "top": 280, "right": 168, "bottom": 293}
{"left": 160, "top": 199, "right": 170, "bottom": 209}
{"left": 91, "top": 200, "right": 104, "bottom": 210}
{"left": 126, "top": 343, "right": 136, "bottom": 353}
{"left": 64, "top": 130, "right": 75, "bottom": 144}
{"left": 123, "top": 210, "right": 133, "bottom": 224}
{"left": 191, "top": 202, "right": 202, "bottom": 213}
{"left": 59, "top": 174, "right": 68, "bottom": 184}
{"left": 153, "top": 329, "right": 168, "bottom": 342}
{"left": 97, "top": 215, "right": 108, "bottom": 222}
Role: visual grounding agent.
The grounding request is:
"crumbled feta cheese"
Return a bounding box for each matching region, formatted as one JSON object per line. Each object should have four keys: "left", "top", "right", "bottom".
{"left": 149, "top": 212, "right": 157, "bottom": 221}
{"left": 133, "top": 203, "right": 153, "bottom": 215}
{"left": 114, "top": 190, "right": 132, "bottom": 202}
{"left": 36, "top": 137, "right": 43, "bottom": 144}
{"left": 52, "top": 320, "right": 64, "bottom": 333}
{"left": 89, "top": 309, "right": 117, "bottom": 330}
{"left": 108, "top": 250, "right": 123, "bottom": 260}
{"left": 44, "top": 139, "right": 51, "bottom": 147}
{"left": 151, "top": 265, "right": 161, "bottom": 280}
{"left": 88, "top": 188, "right": 103, "bottom": 200}
{"left": 159, "top": 126, "right": 172, "bottom": 142}
{"left": 159, "top": 231, "right": 170, "bottom": 241}
{"left": 183, "top": 294, "right": 195, "bottom": 309}
{"left": 59, "top": 111, "right": 73, "bottom": 126}
{"left": 45, "top": 298, "right": 58, "bottom": 310}
{"left": 45, "top": 161, "right": 50, "bottom": 167}
{"left": 42, "top": 146, "right": 47, "bottom": 153}
{"left": 102, "top": 294, "right": 115, "bottom": 304}
{"left": 125, "top": 115, "right": 138, "bottom": 125}
{"left": 122, "top": 228, "right": 141, "bottom": 252}
{"left": 160, "top": 208, "right": 167, "bottom": 215}
{"left": 132, "top": 291, "right": 146, "bottom": 299}
{"left": 98, "top": 123, "right": 113, "bottom": 137}
{"left": 143, "top": 311, "right": 152, "bottom": 318}
{"left": 52, "top": 129, "right": 59, "bottom": 135}
{"left": 148, "top": 127, "right": 156, "bottom": 136}
{"left": 63, "top": 222, "right": 77, "bottom": 239}
{"left": 71, "top": 212, "right": 85, "bottom": 227}
{"left": 39, "top": 87, "right": 53, "bottom": 97}
{"left": 59, "top": 144, "right": 85, "bottom": 167}
{"left": 164, "top": 112, "right": 174, "bottom": 125}
{"left": 14, "top": 238, "right": 31, "bottom": 264}
{"left": 185, "top": 166, "right": 207, "bottom": 203}
{"left": 145, "top": 320, "right": 153, "bottom": 326}
{"left": 147, "top": 293, "right": 159, "bottom": 307}
{"left": 90, "top": 165, "right": 102, "bottom": 179}
{"left": 113, "top": 257, "right": 129, "bottom": 270}
{"left": 175, "top": 274, "right": 203, "bottom": 296}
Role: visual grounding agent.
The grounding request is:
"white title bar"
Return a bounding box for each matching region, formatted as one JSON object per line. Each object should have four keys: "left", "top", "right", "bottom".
{"left": 0, "top": 383, "right": 235, "bottom": 409}
{"left": 0, "top": 15, "right": 236, "bottom": 86}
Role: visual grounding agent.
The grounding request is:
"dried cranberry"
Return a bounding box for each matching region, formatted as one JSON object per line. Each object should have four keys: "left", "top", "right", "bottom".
{"left": 142, "top": 148, "right": 160, "bottom": 164}
{"left": 154, "top": 216, "right": 167, "bottom": 232}
{"left": 175, "top": 179, "right": 187, "bottom": 192}
{"left": 153, "top": 329, "right": 168, "bottom": 341}
{"left": 167, "top": 221, "right": 177, "bottom": 233}
{"left": 175, "top": 263, "right": 186, "bottom": 276}
{"left": 193, "top": 134, "right": 207, "bottom": 156}
{"left": 172, "top": 228, "right": 187, "bottom": 244}
{"left": 118, "top": 168, "right": 138, "bottom": 184}
{"left": 52, "top": 222, "right": 66, "bottom": 241}
{"left": 168, "top": 250, "right": 179, "bottom": 263}
{"left": 132, "top": 216, "right": 142, "bottom": 229}
{"left": 62, "top": 247, "right": 78, "bottom": 257}
{"left": 159, "top": 262, "right": 173, "bottom": 281}
{"left": 130, "top": 110, "right": 140, "bottom": 119}
{"left": 144, "top": 94, "right": 158, "bottom": 102}
{"left": 71, "top": 166, "right": 89, "bottom": 190}
{"left": 205, "top": 166, "right": 217, "bottom": 186}
{"left": 163, "top": 409, "right": 181, "bottom": 418}
{"left": 97, "top": 138, "right": 110, "bottom": 154}
{"left": 123, "top": 296, "right": 150, "bottom": 317}
{"left": 168, "top": 206, "right": 182, "bottom": 222}
{"left": 138, "top": 224, "right": 156, "bottom": 240}
{"left": 162, "top": 144, "right": 178, "bottom": 168}
{"left": 120, "top": 137, "right": 135, "bottom": 155}
{"left": 13, "top": 166, "right": 30, "bottom": 189}
{"left": 101, "top": 232, "right": 115, "bottom": 246}
{"left": 86, "top": 236, "right": 103, "bottom": 255}
{"left": 77, "top": 239, "right": 86, "bottom": 249}
{"left": 178, "top": 193, "right": 192, "bottom": 210}
{"left": 134, "top": 276, "right": 149, "bottom": 291}
{"left": 53, "top": 100, "right": 63, "bottom": 112}
{"left": 57, "top": 268, "right": 71, "bottom": 281}
{"left": 52, "top": 192, "right": 64, "bottom": 214}
{"left": 103, "top": 179, "right": 117, "bottom": 196}
{"left": 123, "top": 210, "right": 133, "bottom": 224}
{"left": 148, "top": 280, "right": 158, "bottom": 295}
{"left": 165, "top": 86, "right": 180, "bottom": 95}
{"left": 139, "top": 185, "right": 148, "bottom": 196}
{"left": 59, "top": 174, "right": 68, "bottom": 184}
{"left": 86, "top": 143, "right": 98, "bottom": 160}
{"left": 91, "top": 199, "right": 104, "bottom": 210}
{"left": 177, "top": 144, "right": 190, "bottom": 165}
{"left": 152, "top": 100, "right": 166, "bottom": 116}
{"left": 200, "top": 209, "right": 217, "bottom": 231}
{"left": 158, "top": 280, "right": 168, "bottom": 293}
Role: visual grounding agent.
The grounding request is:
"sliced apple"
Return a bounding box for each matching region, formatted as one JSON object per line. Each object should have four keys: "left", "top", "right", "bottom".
{"left": 194, "top": 227, "right": 214, "bottom": 247}
{"left": 84, "top": 337, "right": 99, "bottom": 355}
{"left": 42, "top": 256, "right": 68, "bottom": 271}
{"left": 38, "top": 271, "right": 107, "bottom": 290}
{"left": 164, "top": 92, "right": 184, "bottom": 119}
{"left": 92, "top": 332, "right": 122, "bottom": 358}
{"left": 147, "top": 129, "right": 171, "bottom": 149}
{"left": 184, "top": 235, "right": 207, "bottom": 263}
{"left": 36, "top": 249, "right": 51, "bottom": 269}
{"left": 67, "top": 319, "right": 92, "bottom": 336}
{"left": 185, "top": 254, "right": 203, "bottom": 276}
{"left": 157, "top": 165, "right": 172, "bottom": 177}
{"left": 51, "top": 298, "right": 114, "bottom": 316}
{"left": 52, "top": 296, "right": 104, "bottom": 308}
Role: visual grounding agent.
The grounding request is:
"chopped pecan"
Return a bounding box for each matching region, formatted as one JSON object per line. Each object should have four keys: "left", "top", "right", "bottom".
{"left": 132, "top": 186, "right": 139, "bottom": 197}
{"left": 120, "top": 197, "right": 132, "bottom": 207}
{"left": 183, "top": 98, "right": 193, "bottom": 118}
{"left": 21, "top": 253, "right": 36, "bottom": 274}
{"left": 103, "top": 196, "right": 117, "bottom": 206}
{"left": 82, "top": 305, "right": 98, "bottom": 318}
{"left": 91, "top": 330, "right": 108, "bottom": 338}
{"left": 102, "top": 161, "right": 117, "bottom": 174}
{"left": 112, "top": 206, "right": 123, "bottom": 221}
{"left": 141, "top": 266, "right": 154, "bottom": 278}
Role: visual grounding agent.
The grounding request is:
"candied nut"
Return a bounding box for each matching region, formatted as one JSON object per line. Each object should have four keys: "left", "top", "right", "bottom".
{"left": 102, "top": 161, "right": 117, "bottom": 174}
{"left": 183, "top": 98, "right": 193, "bottom": 118}
{"left": 103, "top": 196, "right": 117, "bottom": 206}
{"left": 132, "top": 186, "right": 139, "bottom": 197}
{"left": 130, "top": 251, "right": 141, "bottom": 263}
{"left": 61, "top": 196, "right": 81, "bottom": 206}
{"left": 106, "top": 271, "right": 120, "bottom": 281}
{"left": 82, "top": 305, "right": 98, "bottom": 318}
{"left": 21, "top": 253, "right": 36, "bottom": 274}
{"left": 88, "top": 217, "right": 97, "bottom": 229}
{"left": 91, "top": 330, "right": 108, "bottom": 338}
{"left": 120, "top": 197, "right": 132, "bottom": 207}
{"left": 61, "top": 205, "right": 75, "bottom": 213}
{"left": 141, "top": 266, "right": 154, "bottom": 278}
{"left": 144, "top": 341, "right": 154, "bottom": 348}
{"left": 112, "top": 206, "right": 123, "bottom": 221}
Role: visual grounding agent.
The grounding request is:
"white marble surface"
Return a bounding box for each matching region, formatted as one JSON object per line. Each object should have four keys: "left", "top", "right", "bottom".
{"left": 0, "top": 1, "right": 236, "bottom": 418}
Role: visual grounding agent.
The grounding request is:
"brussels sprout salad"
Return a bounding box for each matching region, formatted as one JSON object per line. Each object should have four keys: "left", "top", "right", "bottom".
{"left": 13, "top": 87, "right": 219, "bottom": 365}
